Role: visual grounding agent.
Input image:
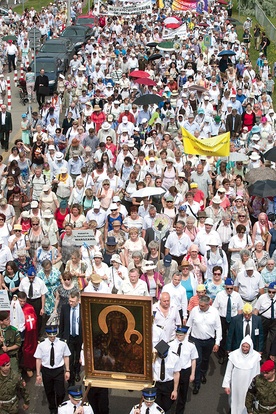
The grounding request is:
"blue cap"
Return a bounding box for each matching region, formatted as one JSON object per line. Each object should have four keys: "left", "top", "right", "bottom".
{"left": 179, "top": 205, "right": 187, "bottom": 211}
{"left": 268, "top": 282, "right": 276, "bottom": 290}
{"left": 142, "top": 387, "right": 157, "bottom": 401}
{"left": 225, "top": 278, "right": 234, "bottom": 286}
{"left": 68, "top": 386, "right": 83, "bottom": 400}
{"left": 22, "top": 113, "right": 27, "bottom": 118}
{"left": 251, "top": 125, "right": 261, "bottom": 134}
{"left": 45, "top": 325, "right": 58, "bottom": 335}
{"left": 176, "top": 326, "right": 189, "bottom": 334}
{"left": 163, "top": 254, "right": 172, "bottom": 267}
{"left": 27, "top": 266, "right": 36, "bottom": 277}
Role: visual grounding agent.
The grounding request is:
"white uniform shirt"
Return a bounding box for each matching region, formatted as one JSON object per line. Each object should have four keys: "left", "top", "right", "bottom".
{"left": 170, "top": 336, "right": 198, "bottom": 369}
{"left": 19, "top": 276, "right": 48, "bottom": 299}
{"left": 58, "top": 400, "right": 93, "bottom": 414}
{"left": 153, "top": 349, "right": 181, "bottom": 382}
{"left": 187, "top": 305, "right": 222, "bottom": 345}
{"left": 34, "top": 337, "right": 71, "bottom": 369}
{"left": 212, "top": 290, "right": 244, "bottom": 317}
{"left": 130, "top": 401, "right": 164, "bottom": 414}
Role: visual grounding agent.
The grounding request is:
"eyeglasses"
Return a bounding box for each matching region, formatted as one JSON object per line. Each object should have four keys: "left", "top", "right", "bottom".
{"left": 226, "top": 287, "right": 234, "bottom": 290}
{"left": 213, "top": 272, "right": 222, "bottom": 275}
{"left": 15, "top": 230, "right": 21, "bottom": 232}
{"left": 238, "top": 231, "right": 245, "bottom": 234}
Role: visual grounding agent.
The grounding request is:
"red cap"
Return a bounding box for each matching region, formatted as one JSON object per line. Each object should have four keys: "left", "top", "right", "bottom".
{"left": 7, "top": 40, "right": 13, "bottom": 43}
{"left": 261, "top": 360, "right": 275, "bottom": 373}
{"left": 0, "top": 353, "right": 10, "bottom": 366}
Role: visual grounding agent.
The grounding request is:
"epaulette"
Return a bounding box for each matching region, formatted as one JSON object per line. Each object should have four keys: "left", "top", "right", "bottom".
{"left": 60, "top": 338, "right": 67, "bottom": 343}
{"left": 83, "top": 402, "right": 89, "bottom": 406}
{"left": 10, "top": 326, "right": 18, "bottom": 331}
{"left": 157, "top": 406, "right": 164, "bottom": 413}
{"left": 59, "top": 402, "right": 68, "bottom": 407}
{"left": 38, "top": 338, "right": 45, "bottom": 344}
{"left": 188, "top": 339, "right": 195, "bottom": 345}
{"left": 134, "top": 404, "right": 139, "bottom": 409}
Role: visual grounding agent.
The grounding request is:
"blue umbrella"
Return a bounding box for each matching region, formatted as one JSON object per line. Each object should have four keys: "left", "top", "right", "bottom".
{"left": 218, "top": 50, "right": 236, "bottom": 57}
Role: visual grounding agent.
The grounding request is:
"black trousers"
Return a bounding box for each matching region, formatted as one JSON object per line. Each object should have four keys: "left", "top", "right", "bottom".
{"left": 68, "top": 335, "right": 82, "bottom": 382}
{"left": 88, "top": 387, "right": 109, "bottom": 414}
{"left": 175, "top": 367, "right": 191, "bottom": 414}
{"left": 8, "top": 54, "right": 16, "bottom": 72}
{"left": 261, "top": 316, "right": 276, "bottom": 357}
{"left": 36, "top": 92, "right": 46, "bottom": 108}
{"left": 0, "top": 130, "right": 10, "bottom": 151}
{"left": 156, "top": 379, "right": 174, "bottom": 413}
{"left": 218, "top": 317, "right": 230, "bottom": 358}
{"left": 190, "top": 336, "right": 214, "bottom": 387}
{"left": 41, "top": 366, "right": 65, "bottom": 410}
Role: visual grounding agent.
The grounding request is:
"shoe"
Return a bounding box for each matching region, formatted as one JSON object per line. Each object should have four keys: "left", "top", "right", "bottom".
{"left": 75, "top": 374, "right": 81, "bottom": 382}
{"left": 193, "top": 385, "right": 200, "bottom": 395}
{"left": 26, "top": 369, "right": 33, "bottom": 378}
{"left": 201, "top": 374, "right": 207, "bottom": 384}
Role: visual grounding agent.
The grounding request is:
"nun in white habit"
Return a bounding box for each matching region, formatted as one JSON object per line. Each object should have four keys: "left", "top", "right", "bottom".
{"left": 222, "top": 335, "right": 261, "bottom": 414}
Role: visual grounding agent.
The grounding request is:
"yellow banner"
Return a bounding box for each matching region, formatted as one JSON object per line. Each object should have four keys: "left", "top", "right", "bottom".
{"left": 182, "top": 128, "right": 230, "bottom": 157}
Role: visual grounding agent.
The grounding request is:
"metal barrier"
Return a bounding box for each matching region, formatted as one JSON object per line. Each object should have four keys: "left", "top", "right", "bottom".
{"left": 255, "top": 1, "right": 276, "bottom": 43}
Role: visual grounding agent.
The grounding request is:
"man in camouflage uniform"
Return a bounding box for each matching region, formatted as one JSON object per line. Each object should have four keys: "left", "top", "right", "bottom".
{"left": 245, "top": 360, "right": 276, "bottom": 414}
{"left": 0, "top": 353, "right": 30, "bottom": 413}
{"left": 0, "top": 311, "right": 21, "bottom": 372}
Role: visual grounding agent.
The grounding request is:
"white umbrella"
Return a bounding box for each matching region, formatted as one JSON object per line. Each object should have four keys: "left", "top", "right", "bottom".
{"left": 131, "top": 187, "right": 166, "bottom": 198}
{"left": 229, "top": 152, "right": 249, "bottom": 162}
{"left": 164, "top": 17, "right": 180, "bottom": 24}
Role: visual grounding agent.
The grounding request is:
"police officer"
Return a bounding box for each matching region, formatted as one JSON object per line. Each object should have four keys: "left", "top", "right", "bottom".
{"left": 34, "top": 325, "right": 71, "bottom": 414}
{"left": 0, "top": 353, "right": 30, "bottom": 414}
{"left": 152, "top": 340, "right": 181, "bottom": 413}
{"left": 129, "top": 387, "right": 164, "bottom": 414}
{"left": 170, "top": 326, "right": 198, "bottom": 414}
{"left": 58, "top": 386, "right": 94, "bottom": 414}
{"left": 0, "top": 311, "right": 21, "bottom": 372}
{"left": 245, "top": 360, "right": 276, "bottom": 414}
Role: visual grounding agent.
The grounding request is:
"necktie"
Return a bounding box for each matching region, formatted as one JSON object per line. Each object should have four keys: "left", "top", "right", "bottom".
{"left": 72, "top": 307, "right": 76, "bottom": 337}
{"left": 146, "top": 408, "right": 150, "bottom": 414}
{"left": 73, "top": 406, "right": 77, "bottom": 413}
{"left": 272, "top": 299, "right": 275, "bottom": 320}
{"left": 226, "top": 294, "right": 232, "bottom": 323}
{"left": 160, "top": 358, "right": 165, "bottom": 381}
{"left": 50, "top": 343, "right": 55, "bottom": 367}
{"left": 245, "top": 321, "right": 250, "bottom": 336}
{"left": 177, "top": 342, "right": 182, "bottom": 356}
{"left": 28, "top": 281, "right": 33, "bottom": 299}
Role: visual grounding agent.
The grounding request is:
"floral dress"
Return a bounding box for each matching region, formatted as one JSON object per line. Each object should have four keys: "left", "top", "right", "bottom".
{"left": 37, "top": 268, "right": 61, "bottom": 315}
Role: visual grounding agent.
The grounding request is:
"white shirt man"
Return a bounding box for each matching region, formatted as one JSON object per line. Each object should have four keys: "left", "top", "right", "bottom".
{"left": 162, "top": 273, "right": 188, "bottom": 323}
{"left": 153, "top": 292, "right": 181, "bottom": 342}
{"left": 118, "top": 268, "right": 149, "bottom": 296}
{"left": 234, "top": 259, "right": 265, "bottom": 303}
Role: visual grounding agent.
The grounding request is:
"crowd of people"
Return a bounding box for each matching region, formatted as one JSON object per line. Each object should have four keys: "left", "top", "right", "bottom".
{"left": 1, "top": 0, "right": 276, "bottom": 413}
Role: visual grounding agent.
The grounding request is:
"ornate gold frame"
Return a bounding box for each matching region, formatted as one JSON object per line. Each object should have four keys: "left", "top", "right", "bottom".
{"left": 81, "top": 293, "right": 153, "bottom": 390}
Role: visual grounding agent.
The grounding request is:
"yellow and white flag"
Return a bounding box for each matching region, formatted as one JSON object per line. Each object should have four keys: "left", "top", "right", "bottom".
{"left": 182, "top": 128, "right": 230, "bottom": 157}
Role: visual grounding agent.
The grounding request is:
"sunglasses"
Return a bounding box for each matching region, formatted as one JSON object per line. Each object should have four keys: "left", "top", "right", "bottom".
{"left": 213, "top": 272, "right": 222, "bottom": 275}
{"left": 63, "top": 278, "right": 71, "bottom": 281}
{"left": 238, "top": 215, "right": 245, "bottom": 217}
{"left": 226, "top": 287, "right": 234, "bottom": 290}
{"left": 268, "top": 290, "right": 275, "bottom": 293}
{"left": 15, "top": 230, "right": 21, "bottom": 232}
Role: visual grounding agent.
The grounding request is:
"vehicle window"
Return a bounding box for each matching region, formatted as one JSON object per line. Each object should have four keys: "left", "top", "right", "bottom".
{"left": 41, "top": 44, "right": 67, "bottom": 53}
{"left": 35, "top": 62, "right": 56, "bottom": 73}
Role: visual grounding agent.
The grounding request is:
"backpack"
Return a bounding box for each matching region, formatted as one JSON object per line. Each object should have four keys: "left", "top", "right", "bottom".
{"left": 31, "top": 174, "right": 47, "bottom": 184}
{"left": 207, "top": 248, "right": 224, "bottom": 261}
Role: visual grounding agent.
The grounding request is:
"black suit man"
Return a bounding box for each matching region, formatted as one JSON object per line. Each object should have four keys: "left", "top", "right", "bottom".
{"left": 59, "top": 291, "right": 82, "bottom": 386}
{"left": 0, "top": 104, "right": 12, "bottom": 151}
{"left": 225, "top": 108, "right": 242, "bottom": 138}
{"left": 226, "top": 303, "right": 264, "bottom": 352}
{"left": 34, "top": 68, "right": 49, "bottom": 109}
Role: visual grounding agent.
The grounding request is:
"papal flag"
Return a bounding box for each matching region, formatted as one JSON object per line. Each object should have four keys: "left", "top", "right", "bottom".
{"left": 182, "top": 128, "right": 230, "bottom": 157}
